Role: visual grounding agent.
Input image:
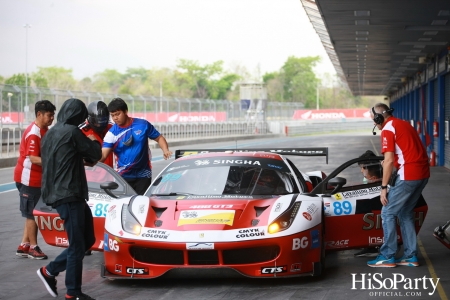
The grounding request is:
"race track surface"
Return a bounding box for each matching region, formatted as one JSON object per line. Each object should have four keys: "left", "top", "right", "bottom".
{"left": 0, "top": 133, "right": 448, "bottom": 300}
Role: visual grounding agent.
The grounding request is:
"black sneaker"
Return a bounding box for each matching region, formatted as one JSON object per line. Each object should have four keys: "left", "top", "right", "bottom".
{"left": 66, "top": 293, "right": 96, "bottom": 300}
{"left": 37, "top": 267, "right": 58, "bottom": 297}
{"left": 354, "top": 247, "right": 379, "bottom": 257}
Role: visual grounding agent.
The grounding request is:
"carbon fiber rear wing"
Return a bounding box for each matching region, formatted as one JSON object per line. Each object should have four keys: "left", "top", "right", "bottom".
{"left": 175, "top": 148, "right": 328, "bottom": 164}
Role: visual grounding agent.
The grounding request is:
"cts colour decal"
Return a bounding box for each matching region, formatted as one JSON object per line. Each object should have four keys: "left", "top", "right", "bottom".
{"left": 261, "top": 266, "right": 287, "bottom": 274}
{"left": 177, "top": 210, "right": 235, "bottom": 226}
{"left": 126, "top": 267, "right": 149, "bottom": 275}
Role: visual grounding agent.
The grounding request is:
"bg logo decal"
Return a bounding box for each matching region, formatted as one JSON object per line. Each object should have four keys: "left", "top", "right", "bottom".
{"left": 292, "top": 237, "right": 309, "bottom": 250}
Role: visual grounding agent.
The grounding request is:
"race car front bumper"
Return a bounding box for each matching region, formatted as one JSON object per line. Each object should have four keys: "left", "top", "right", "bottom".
{"left": 102, "top": 224, "right": 323, "bottom": 279}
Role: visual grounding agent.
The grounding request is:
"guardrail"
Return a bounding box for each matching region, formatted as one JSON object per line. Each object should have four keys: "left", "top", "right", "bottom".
{"left": 0, "top": 119, "right": 373, "bottom": 158}
{"left": 1, "top": 127, "right": 25, "bottom": 158}
{"left": 0, "top": 121, "right": 270, "bottom": 158}
{"left": 280, "top": 119, "right": 374, "bottom": 136}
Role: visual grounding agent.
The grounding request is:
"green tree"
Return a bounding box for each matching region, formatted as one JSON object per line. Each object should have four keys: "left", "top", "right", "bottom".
{"left": 33, "top": 66, "right": 76, "bottom": 90}
{"left": 282, "top": 56, "right": 320, "bottom": 107}
{"left": 93, "top": 69, "right": 125, "bottom": 93}
{"left": 77, "top": 77, "right": 93, "bottom": 92}
{"left": 176, "top": 59, "right": 240, "bottom": 99}
{"left": 32, "top": 73, "right": 48, "bottom": 88}
{"left": 208, "top": 73, "right": 241, "bottom": 99}
{"left": 5, "top": 73, "right": 28, "bottom": 86}
{"left": 176, "top": 59, "right": 223, "bottom": 99}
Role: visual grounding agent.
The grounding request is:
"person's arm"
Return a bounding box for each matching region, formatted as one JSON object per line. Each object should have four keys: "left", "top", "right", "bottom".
{"left": 73, "top": 129, "right": 102, "bottom": 163}
{"left": 154, "top": 135, "right": 172, "bottom": 160}
{"left": 380, "top": 151, "right": 394, "bottom": 206}
{"left": 29, "top": 155, "right": 42, "bottom": 166}
{"left": 99, "top": 147, "right": 113, "bottom": 163}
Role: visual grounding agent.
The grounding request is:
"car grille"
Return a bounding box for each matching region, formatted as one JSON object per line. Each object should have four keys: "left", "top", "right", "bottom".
{"left": 131, "top": 247, "right": 184, "bottom": 265}
{"left": 130, "top": 245, "right": 279, "bottom": 266}
{"left": 222, "top": 245, "right": 280, "bottom": 264}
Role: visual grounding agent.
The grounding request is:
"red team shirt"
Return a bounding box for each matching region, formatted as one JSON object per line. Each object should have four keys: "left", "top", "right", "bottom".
{"left": 14, "top": 122, "right": 48, "bottom": 187}
{"left": 81, "top": 123, "right": 114, "bottom": 168}
{"left": 381, "top": 116, "right": 430, "bottom": 181}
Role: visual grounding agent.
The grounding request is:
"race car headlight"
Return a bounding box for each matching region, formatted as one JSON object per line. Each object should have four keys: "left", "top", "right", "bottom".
{"left": 121, "top": 204, "right": 142, "bottom": 235}
{"left": 268, "top": 201, "right": 301, "bottom": 234}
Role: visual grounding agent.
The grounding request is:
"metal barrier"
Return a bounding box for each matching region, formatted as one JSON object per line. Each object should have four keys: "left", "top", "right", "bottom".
{"left": 0, "top": 84, "right": 304, "bottom": 127}
{"left": 0, "top": 119, "right": 370, "bottom": 158}
{"left": 0, "top": 121, "right": 269, "bottom": 158}
{"left": 1, "top": 127, "right": 24, "bottom": 158}
{"left": 280, "top": 119, "right": 373, "bottom": 136}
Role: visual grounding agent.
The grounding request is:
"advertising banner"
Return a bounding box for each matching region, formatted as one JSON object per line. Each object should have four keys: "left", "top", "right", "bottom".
{"left": 132, "top": 112, "right": 227, "bottom": 123}
{"left": 292, "top": 109, "right": 371, "bottom": 120}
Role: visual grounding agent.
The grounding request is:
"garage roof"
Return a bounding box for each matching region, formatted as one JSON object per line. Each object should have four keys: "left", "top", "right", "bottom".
{"left": 301, "top": 0, "right": 450, "bottom": 97}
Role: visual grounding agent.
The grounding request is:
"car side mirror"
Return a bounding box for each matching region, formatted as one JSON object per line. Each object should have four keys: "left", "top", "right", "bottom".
{"left": 323, "top": 177, "right": 346, "bottom": 197}
{"left": 100, "top": 181, "right": 119, "bottom": 199}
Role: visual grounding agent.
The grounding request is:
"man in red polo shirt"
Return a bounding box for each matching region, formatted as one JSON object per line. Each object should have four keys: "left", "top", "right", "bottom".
{"left": 14, "top": 100, "right": 56, "bottom": 259}
{"left": 367, "top": 103, "right": 429, "bottom": 268}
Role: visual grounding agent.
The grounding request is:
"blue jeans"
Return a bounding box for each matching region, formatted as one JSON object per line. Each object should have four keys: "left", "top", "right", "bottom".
{"left": 380, "top": 177, "right": 428, "bottom": 259}
{"left": 46, "top": 201, "right": 95, "bottom": 296}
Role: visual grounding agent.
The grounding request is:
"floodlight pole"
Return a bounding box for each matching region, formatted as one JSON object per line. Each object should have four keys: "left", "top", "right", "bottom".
{"left": 24, "top": 24, "right": 31, "bottom": 126}
{"left": 7, "top": 93, "right": 13, "bottom": 118}
{"left": 316, "top": 84, "right": 319, "bottom": 110}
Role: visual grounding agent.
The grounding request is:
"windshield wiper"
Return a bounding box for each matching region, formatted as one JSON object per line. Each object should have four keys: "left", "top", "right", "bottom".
{"left": 150, "top": 192, "right": 193, "bottom": 196}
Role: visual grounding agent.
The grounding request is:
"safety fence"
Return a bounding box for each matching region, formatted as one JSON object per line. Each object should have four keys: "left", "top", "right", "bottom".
{"left": 0, "top": 121, "right": 270, "bottom": 158}
{"left": 0, "top": 84, "right": 303, "bottom": 126}
{"left": 0, "top": 127, "right": 24, "bottom": 158}
{"left": 0, "top": 119, "right": 373, "bottom": 158}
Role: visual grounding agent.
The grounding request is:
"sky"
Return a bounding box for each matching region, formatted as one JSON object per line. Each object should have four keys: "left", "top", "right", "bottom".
{"left": 0, "top": 0, "right": 336, "bottom": 81}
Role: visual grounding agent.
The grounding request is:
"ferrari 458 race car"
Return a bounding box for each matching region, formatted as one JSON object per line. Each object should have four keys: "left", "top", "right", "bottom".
{"left": 34, "top": 148, "right": 428, "bottom": 279}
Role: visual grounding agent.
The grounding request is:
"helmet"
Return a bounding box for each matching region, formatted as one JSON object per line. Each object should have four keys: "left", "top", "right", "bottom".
{"left": 87, "top": 101, "right": 109, "bottom": 133}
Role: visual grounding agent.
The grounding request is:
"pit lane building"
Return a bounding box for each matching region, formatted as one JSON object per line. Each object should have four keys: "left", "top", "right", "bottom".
{"left": 302, "top": 0, "right": 450, "bottom": 168}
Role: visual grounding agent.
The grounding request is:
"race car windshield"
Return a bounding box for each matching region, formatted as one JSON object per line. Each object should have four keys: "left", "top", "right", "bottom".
{"left": 146, "top": 164, "right": 295, "bottom": 197}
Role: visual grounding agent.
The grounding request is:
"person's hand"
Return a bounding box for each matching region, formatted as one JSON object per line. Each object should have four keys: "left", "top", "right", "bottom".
{"left": 163, "top": 150, "right": 173, "bottom": 160}
{"left": 380, "top": 189, "right": 388, "bottom": 206}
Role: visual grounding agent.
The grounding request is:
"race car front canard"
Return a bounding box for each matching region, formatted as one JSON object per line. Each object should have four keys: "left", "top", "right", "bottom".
{"left": 324, "top": 186, "right": 381, "bottom": 217}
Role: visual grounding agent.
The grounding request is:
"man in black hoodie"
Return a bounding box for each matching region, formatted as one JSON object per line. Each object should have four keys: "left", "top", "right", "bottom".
{"left": 37, "top": 98, "right": 101, "bottom": 300}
